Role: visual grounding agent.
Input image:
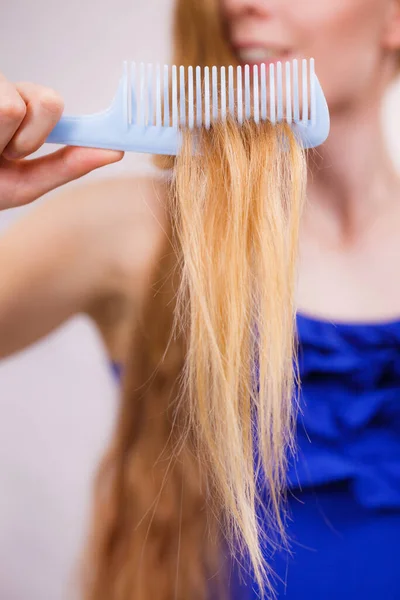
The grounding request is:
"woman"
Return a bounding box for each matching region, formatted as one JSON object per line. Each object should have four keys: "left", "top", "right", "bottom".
{"left": 1, "top": 0, "right": 400, "bottom": 598}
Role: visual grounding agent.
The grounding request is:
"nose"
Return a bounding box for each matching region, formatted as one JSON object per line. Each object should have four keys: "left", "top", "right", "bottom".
{"left": 222, "top": 0, "right": 275, "bottom": 18}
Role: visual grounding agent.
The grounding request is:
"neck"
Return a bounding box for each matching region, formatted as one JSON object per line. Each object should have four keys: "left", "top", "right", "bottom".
{"left": 307, "top": 92, "right": 399, "bottom": 237}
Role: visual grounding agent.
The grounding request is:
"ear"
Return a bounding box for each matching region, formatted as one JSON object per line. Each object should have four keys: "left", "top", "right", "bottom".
{"left": 383, "top": 0, "right": 400, "bottom": 50}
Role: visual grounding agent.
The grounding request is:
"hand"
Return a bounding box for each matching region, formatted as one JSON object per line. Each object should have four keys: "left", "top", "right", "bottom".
{"left": 0, "top": 73, "right": 124, "bottom": 210}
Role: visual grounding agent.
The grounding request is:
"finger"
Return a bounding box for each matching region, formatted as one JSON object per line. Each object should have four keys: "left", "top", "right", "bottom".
{"left": 0, "top": 146, "right": 124, "bottom": 208}
{"left": 0, "top": 74, "right": 27, "bottom": 154}
{"left": 2, "top": 82, "right": 64, "bottom": 160}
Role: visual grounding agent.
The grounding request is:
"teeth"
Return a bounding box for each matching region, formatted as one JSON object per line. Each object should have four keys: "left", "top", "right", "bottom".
{"left": 237, "top": 48, "right": 280, "bottom": 63}
{"left": 127, "top": 60, "right": 313, "bottom": 130}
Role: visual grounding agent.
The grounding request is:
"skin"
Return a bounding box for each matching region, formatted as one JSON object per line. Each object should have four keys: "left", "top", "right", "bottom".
{"left": 0, "top": 74, "right": 124, "bottom": 210}
{"left": 0, "top": 177, "right": 167, "bottom": 361}
{"left": 0, "top": 77, "right": 166, "bottom": 363}
{"left": 0, "top": 0, "right": 400, "bottom": 366}
{"left": 222, "top": 0, "right": 400, "bottom": 321}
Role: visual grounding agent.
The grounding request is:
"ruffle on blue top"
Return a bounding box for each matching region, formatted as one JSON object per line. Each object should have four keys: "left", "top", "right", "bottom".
{"left": 289, "top": 313, "right": 400, "bottom": 510}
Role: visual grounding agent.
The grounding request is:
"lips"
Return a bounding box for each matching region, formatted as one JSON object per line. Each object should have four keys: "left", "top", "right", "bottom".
{"left": 235, "top": 46, "right": 291, "bottom": 67}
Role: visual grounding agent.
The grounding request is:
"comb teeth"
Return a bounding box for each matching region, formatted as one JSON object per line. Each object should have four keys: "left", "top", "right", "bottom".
{"left": 46, "top": 58, "right": 329, "bottom": 155}
{"left": 127, "top": 59, "right": 317, "bottom": 129}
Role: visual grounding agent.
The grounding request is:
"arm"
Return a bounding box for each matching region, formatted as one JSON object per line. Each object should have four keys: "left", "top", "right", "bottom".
{"left": 0, "top": 71, "right": 165, "bottom": 359}
{"left": 0, "top": 176, "right": 167, "bottom": 359}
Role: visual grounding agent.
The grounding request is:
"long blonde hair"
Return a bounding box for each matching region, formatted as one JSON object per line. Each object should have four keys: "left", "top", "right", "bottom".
{"left": 82, "top": 2, "right": 306, "bottom": 598}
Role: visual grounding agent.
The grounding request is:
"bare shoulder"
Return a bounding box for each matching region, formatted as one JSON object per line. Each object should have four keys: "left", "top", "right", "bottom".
{"left": 0, "top": 173, "right": 169, "bottom": 360}
{"left": 52, "top": 173, "right": 167, "bottom": 226}
{"left": 6, "top": 173, "right": 167, "bottom": 232}
{"left": 75, "top": 174, "right": 169, "bottom": 292}
{"left": 64, "top": 174, "right": 170, "bottom": 357}
{"left": 50, "top": 173, "right": 168, "bottom": 291}
{"left": 2, "top": 172, "right": 169, "bottom": 301}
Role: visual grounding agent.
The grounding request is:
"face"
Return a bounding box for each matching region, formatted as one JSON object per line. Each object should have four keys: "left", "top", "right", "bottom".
{"left": 220, "top": 0, "right": 400, "bottom": 111}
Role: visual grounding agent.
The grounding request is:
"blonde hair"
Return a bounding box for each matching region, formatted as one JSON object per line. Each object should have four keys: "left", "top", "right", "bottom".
{"left": 172, "top": 119, "right": 305, "bottom": 585}
{"left": 81, "top": 1, "right": 306, "bottom": 598}
{"left": 82, "top": 119, "right": 305, "bottom": 599}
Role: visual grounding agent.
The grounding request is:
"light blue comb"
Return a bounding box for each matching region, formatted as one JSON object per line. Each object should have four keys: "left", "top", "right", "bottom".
{"left": 46, "top": 59, "right": 329, "bottom": 155}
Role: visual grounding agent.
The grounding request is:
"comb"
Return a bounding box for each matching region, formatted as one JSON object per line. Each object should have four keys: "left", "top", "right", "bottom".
{"left": 46, "top": 59, "right": 330, "bottom": 155}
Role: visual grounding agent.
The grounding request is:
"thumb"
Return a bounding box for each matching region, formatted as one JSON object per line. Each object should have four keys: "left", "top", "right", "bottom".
{"left": 4, "top": 146, "right": 124, "bottom": 208}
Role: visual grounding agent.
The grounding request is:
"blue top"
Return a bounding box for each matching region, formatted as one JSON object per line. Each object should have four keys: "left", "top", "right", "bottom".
{"left": 289, "top": 313, "right": 400, "bottom": 507}
{"left": 234, "top": 314, "right": 400, "bottom": 599}
{"left": 111, "top": 360, "right": 123, "bottom": 381}
{"left": 111, "top": 314, "right": 400, "bottom": 597}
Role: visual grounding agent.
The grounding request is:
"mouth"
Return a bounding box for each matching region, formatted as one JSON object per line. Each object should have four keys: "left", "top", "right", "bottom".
{"left": 234, "top": 46, "right": 292, "bottom": 67}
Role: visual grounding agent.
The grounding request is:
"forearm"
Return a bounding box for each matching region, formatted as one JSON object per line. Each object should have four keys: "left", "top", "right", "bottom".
{"left": 0, "top": 258, "right": 90, "bottom": 359}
